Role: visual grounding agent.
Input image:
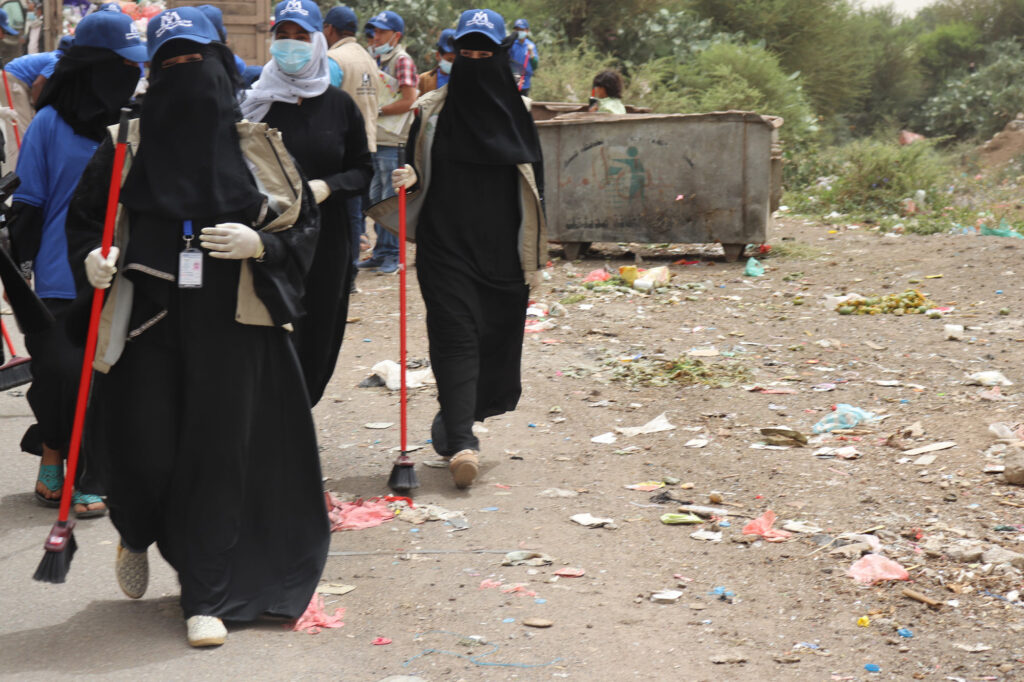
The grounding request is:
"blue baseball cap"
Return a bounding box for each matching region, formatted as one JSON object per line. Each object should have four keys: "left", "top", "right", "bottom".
{"left": 513, "top": 18, "right": 529, "bottom": 30}
{"left": 97, "top": 2, "right": 123, "bottom": 12}
{"left": 274, "top": 0, "right": 322, "bottom": 33}
{"left": 75, "top": 9, "right": 148, "bottom": 62}
{"left": 324, "top": 6, "right": 358, "bottom": 34}
{"left": 146, "top": 8, "right": 218, "bottom": 61}
{"left": 0, "top": 9, "right": 18, "bottom": 37}
{"left": 366, "top": 10, "right": 404, "bottom": 34}
{"left": 455, "top": 9, "right": 505, "bottom": 45}
{"left": 57, "top": 35, "right": 74, "bottom": 52}
{"left": 197, "top": 5, "right": 227, "bottom": 42}
{"left": 437, "top": 28, "right": 455, "bottom": 54}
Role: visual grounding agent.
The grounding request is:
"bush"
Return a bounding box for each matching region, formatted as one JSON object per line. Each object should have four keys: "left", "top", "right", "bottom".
{"left": 785, "top": 138, "right": 953, "bottom": 218}
{"left": 918, "top": 40, "right": 1024, "bottom": 141}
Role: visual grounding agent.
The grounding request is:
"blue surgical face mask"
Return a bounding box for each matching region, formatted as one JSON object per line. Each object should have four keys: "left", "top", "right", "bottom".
{"left": 439, "top": 59, "right": 452, "bottom": 74}
{"left": 372, "top": 42, "right": 394, "bottom": 56}
{"left": 518, "top": 31, "right": 528, "bottom": 40}
{"left": 270, "top": 39, "right": 313, "bottom": 74}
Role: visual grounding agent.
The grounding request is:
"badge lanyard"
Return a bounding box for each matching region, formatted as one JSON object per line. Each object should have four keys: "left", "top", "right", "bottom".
{"left": 178, "top": 219, "right": 203, "bottom": 288}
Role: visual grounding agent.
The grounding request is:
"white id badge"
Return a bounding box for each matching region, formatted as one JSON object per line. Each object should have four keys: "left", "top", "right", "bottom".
{"left": 178, "top": 248, "right": 203, "bottom": 288}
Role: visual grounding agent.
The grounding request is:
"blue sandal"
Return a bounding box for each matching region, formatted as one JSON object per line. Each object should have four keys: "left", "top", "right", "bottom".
{"left": 34, "top": 464, "right": 63, "bottom": 508}
{"left": 72, "top": 491, "right": 107, "bottom": 519}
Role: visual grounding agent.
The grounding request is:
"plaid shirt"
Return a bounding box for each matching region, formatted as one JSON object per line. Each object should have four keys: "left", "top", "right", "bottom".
{"left": 390, "top": 53, "right": 417, "bottom": 89}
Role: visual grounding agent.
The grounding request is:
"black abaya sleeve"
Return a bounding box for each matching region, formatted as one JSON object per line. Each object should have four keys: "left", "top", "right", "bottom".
{"left": 320, "top": 95, "right": 373, "bottom": 197}
{"left": 66, "top": 136, "right": 116, "bottom": 292}
{"left": 404, "top": 114, "right": 422, "bottom": 191}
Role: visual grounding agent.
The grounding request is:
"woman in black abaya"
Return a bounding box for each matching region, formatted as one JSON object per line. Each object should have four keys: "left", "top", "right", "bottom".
{"left": 386, "top": 8, "right": 545, "bottom": 489}
{"left": 65, "top": 8, "right": 328, "bottom": 648}
{"left": 241, "top": 0, "right": 372, "bottom": 405}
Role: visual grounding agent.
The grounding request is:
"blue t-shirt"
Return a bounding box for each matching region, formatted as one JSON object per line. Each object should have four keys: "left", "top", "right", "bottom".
{"left": 234, "top": 53, "right": 246, "bottom": 75}
{"left": 5, "top": 51, "right": 59, "bottom": 86}
{"left": 437, "top": 69, "right": 450, "bottom": 89}
{"left": 509, "top": 39, "right": 537, "bottom": 90}
{"left": 13, "top": 106, "right": 100, "bottom": 299}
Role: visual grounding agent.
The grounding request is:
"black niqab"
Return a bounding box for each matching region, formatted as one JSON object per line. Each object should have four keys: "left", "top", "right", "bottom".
{"left": 435, "top": 34, "right": 542, "bottom": 166}
{"left": 35, "top": 45, "right": 140, "bottom": 141}
{"left": 121, "top": 41, "right": 260, "bottom": 219}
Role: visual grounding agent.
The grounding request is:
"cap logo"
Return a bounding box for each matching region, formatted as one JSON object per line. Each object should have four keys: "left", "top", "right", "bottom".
{"left": 465, "top": 11, "right": 494, "bottom": 30}
{"left": 125, "top": 26, "right": 141, "bottom": 42}
{"left": 372, "top": 12, "right": 387, "bottom": 23}
{"left": 283, "top": 0, "right": 309, "bottom": 16}
{"left": 155, "top": 11, "right": 193, "bottom": 38}
{"left": 101, "top": 4, "right": 119, "bottom": 11}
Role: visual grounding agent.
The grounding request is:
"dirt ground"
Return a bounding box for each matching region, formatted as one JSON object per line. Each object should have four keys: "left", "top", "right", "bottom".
{"left": 285, "top": 217, "right": 1024, "bottom": 681}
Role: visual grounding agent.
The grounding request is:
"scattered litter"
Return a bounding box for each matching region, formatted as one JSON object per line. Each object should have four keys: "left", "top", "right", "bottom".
{"left": 650, "top": 590, "right": 684, "bottom": 603}
{"left": 401, "top": 629, "right": 562, "bottom": 669}
{"left": 678, "top": 505, "right": 736, "bottom": 517}
{"left": 364, "top": 422, "right": 394, "bottom": 430}
{"left": 625, "top": 481, "right": 665, "bottom": 492}
{"left": 944, "top": 324, "right": 964, "bottom": 341}
{"left": 857, "top": 615, "right": 870, "bottom": 627}
{"left": 522, "top": 618, "right": 553, "bottom": 628}
{"left": 709, "top": 652, "right": 748, "bottom": 665}
{"left": 570, "top": 513, "right": 616, "bottom": 528}
{"left": 760, "top": 426, "right": 808, "bottom": 446}
{"left": 615, "top": 413, "right": 676, "bottom": 437}
{"left": 953, "top": 643, "right": 992, "bottom": 653}
{"left": 744, "top": 257, "right": 765, "bottom": 277}
{"left": 293, "top": 594, "right": 345, "bottom": 634}
{"left": 373, "top": 637, "right": 393, "bottom": 645}
{"left": 395, "top": 502, "right": 469, "bottom": 530}
{"left": 901, "top": 441, "right": 956, "bottom": 456}
{"left": 690, "top": 530, "right": 723, "bottom": 542}
{"left": 591, "top": 432, "right": 618, "bottom": 444}
{"left": 371, "top": 360, "right": 435, "bottom": 391}
{"left": 685, "top": 437, "right": 710, "bottom": 448}
{"left": 812, "top": 404, "right": 877, "bottom": 433}
{"left": 897, "top": 628, "right": 913, "bottom": 638}
{"left": 582, "top": 269, "right": 611, "bottom": 283}
{"left": 326, "top": 494, "right": 398, "bottom": 531}
{"left": 633, "top": 266, "right": 671, "bottom": 291}
{"left": 966, "top": 371, "right": 1013, "bottom": 387}
{"left": 864, "top": 663, "right": 880, "bottom": 673}
{"left": 782, "top": 521, "right": 823, "bottom": 534}
{"left": 317, "top": 583, "right": 356, "bottom": 596}
{"left": 848, "top": 554, "right": 910, "bottom": 585}
{"left": 660, "top": 512, "right": 704, "bottom": 525}
{"left": 742, "top": 510, "right": 792, "bottom": 542}
{"left": 502, "top": 551, "right": 554, "bottom": 567}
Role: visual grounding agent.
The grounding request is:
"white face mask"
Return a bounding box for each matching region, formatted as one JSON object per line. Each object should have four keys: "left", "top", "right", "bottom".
{"left": 372, "top": 42, "right": 393, "bottom": 56}
{"left": 517, "top": 31, "right": 528, "bottom": 40}
{"left": 439, "top": 59, "right": 452, "bottom": 74}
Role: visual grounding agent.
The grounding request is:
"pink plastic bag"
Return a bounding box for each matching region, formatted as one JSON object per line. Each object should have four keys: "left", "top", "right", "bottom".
{"left": 293, "top": 594, "right": 345, "bottom": 634}
{"left": 325, "top": 494, "right": 395, "bottom": 531}
{"left": 582, "top": 269, "right": 611, "bottom": 283}
{"left": 742, "top": 510, "right": 793, "bottom": 542}
{"left": 847, "top": 554, "right": 910, "bottom": 585}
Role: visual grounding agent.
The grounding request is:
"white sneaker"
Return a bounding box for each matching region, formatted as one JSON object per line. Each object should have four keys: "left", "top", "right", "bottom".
{"left": 186, "top": 615, "right": 227, "bottom": 647}
{"left": 115, "top": 542, "right": 148, "bottom": 599}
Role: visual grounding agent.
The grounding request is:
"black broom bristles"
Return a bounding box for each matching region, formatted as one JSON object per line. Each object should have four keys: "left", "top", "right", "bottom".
{"left": 0, "top": 355, "right": 32, "bottom": 391}
{"left": 387, "top": 454, "right": 419, "bottom": 493}
{"left": 33, "top": 520, "right": 77, "bottom": 584}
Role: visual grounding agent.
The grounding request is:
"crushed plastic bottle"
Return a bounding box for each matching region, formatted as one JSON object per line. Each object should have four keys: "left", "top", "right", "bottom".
{"left": 812, "top": 404, "right": 877, "bottom": 434}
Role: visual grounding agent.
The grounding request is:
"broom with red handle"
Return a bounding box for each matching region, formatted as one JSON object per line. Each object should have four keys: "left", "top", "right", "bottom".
{"left": 34, "top": 108, "right": 131, "bottom": 583}
{"left": 387, "top": 144, "right": 418, "bottom": 493}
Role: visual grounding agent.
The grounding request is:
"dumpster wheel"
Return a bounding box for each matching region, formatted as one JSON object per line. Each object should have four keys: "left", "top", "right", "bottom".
{"left": 562, "top": 242, "right": 592, "bottom": 260}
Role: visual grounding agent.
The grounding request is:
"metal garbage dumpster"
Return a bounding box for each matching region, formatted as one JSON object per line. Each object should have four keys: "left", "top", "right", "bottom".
{"left": 535, "top": 110, "right": 783, "bottom": 260}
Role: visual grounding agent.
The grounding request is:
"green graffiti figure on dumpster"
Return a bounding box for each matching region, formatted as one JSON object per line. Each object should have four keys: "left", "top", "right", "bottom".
{"left": 607, "top": 146, "right": 646, "bottom": 203}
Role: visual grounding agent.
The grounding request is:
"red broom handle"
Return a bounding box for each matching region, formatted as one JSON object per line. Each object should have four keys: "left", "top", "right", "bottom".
{"left": 398, "top": 146, "right": 407, "bottom": 454}
{"left": 2, "top": 69, "right": 21, "bottom": 149}
{"left": 56, "top": 108, "right": 130, "bottom": 522}
{"left": 517, "top": 46, "right": 530, "bottom": 92}
{"left": 0, "top": 318, "right": 17, "bottom": 356}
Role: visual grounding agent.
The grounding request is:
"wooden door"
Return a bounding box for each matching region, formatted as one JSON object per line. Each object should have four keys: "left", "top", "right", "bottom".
{"left": 167, "top": 0, "right": 271, "bottom": 66}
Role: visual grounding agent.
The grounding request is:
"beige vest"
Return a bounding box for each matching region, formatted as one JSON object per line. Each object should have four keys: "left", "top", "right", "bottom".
{"left": 92, "top": 119, "right": 305, "bottom": 373}
{"left": 326, "top": 37, "right": 379, "bottom": 152}
{"left": 365, "top": 87, "right": 546, "bottom": 287}
{"left": 374, "top": 45, "right": 417, "bottom": 147}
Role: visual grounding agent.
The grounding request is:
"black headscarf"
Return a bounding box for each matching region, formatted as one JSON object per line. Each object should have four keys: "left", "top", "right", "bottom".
{"left": 35, "top": 45, "right": 140, "bottom": 141}
{"left": 121, "top": 40, "right": 260, "bottom": 219}
{"left": 435, "top": 33, "right": 542, "bottom": 166}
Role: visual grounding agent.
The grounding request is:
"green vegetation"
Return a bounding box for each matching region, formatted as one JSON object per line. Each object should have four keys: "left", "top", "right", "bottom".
{"left": 608, "top": 356, "right": 753, "bottom": 388}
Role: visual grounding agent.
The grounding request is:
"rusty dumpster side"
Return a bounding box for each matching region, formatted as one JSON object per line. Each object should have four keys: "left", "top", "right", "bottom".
{"left": 536, "top": 111, "right": 782, "bottom": 258}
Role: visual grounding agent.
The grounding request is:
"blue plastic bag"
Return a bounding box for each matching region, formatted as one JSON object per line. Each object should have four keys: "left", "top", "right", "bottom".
{"left": 812, "top": 403, "right": 876, "bottom": 434}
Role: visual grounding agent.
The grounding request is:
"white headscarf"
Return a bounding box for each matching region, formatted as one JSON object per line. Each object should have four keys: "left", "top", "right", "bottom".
{"left": 240, "top": 32, "right": 331, "bottom": 122}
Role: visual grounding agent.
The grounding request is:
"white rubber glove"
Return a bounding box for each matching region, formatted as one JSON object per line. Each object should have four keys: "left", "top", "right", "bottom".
{"left": 391, "top": 164, "right": 417, "bottom": 190}
{"left": 0, "top": 106, "right": 17, "bottom": 123}
{"left": 85, "top": 246, "right": 119, "bottom": 289}
{"left": 309, "top": 179, "right": 331, "bottom": 204}
{"left": 199, "top": 223, "right": 264, "bottom": 260}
